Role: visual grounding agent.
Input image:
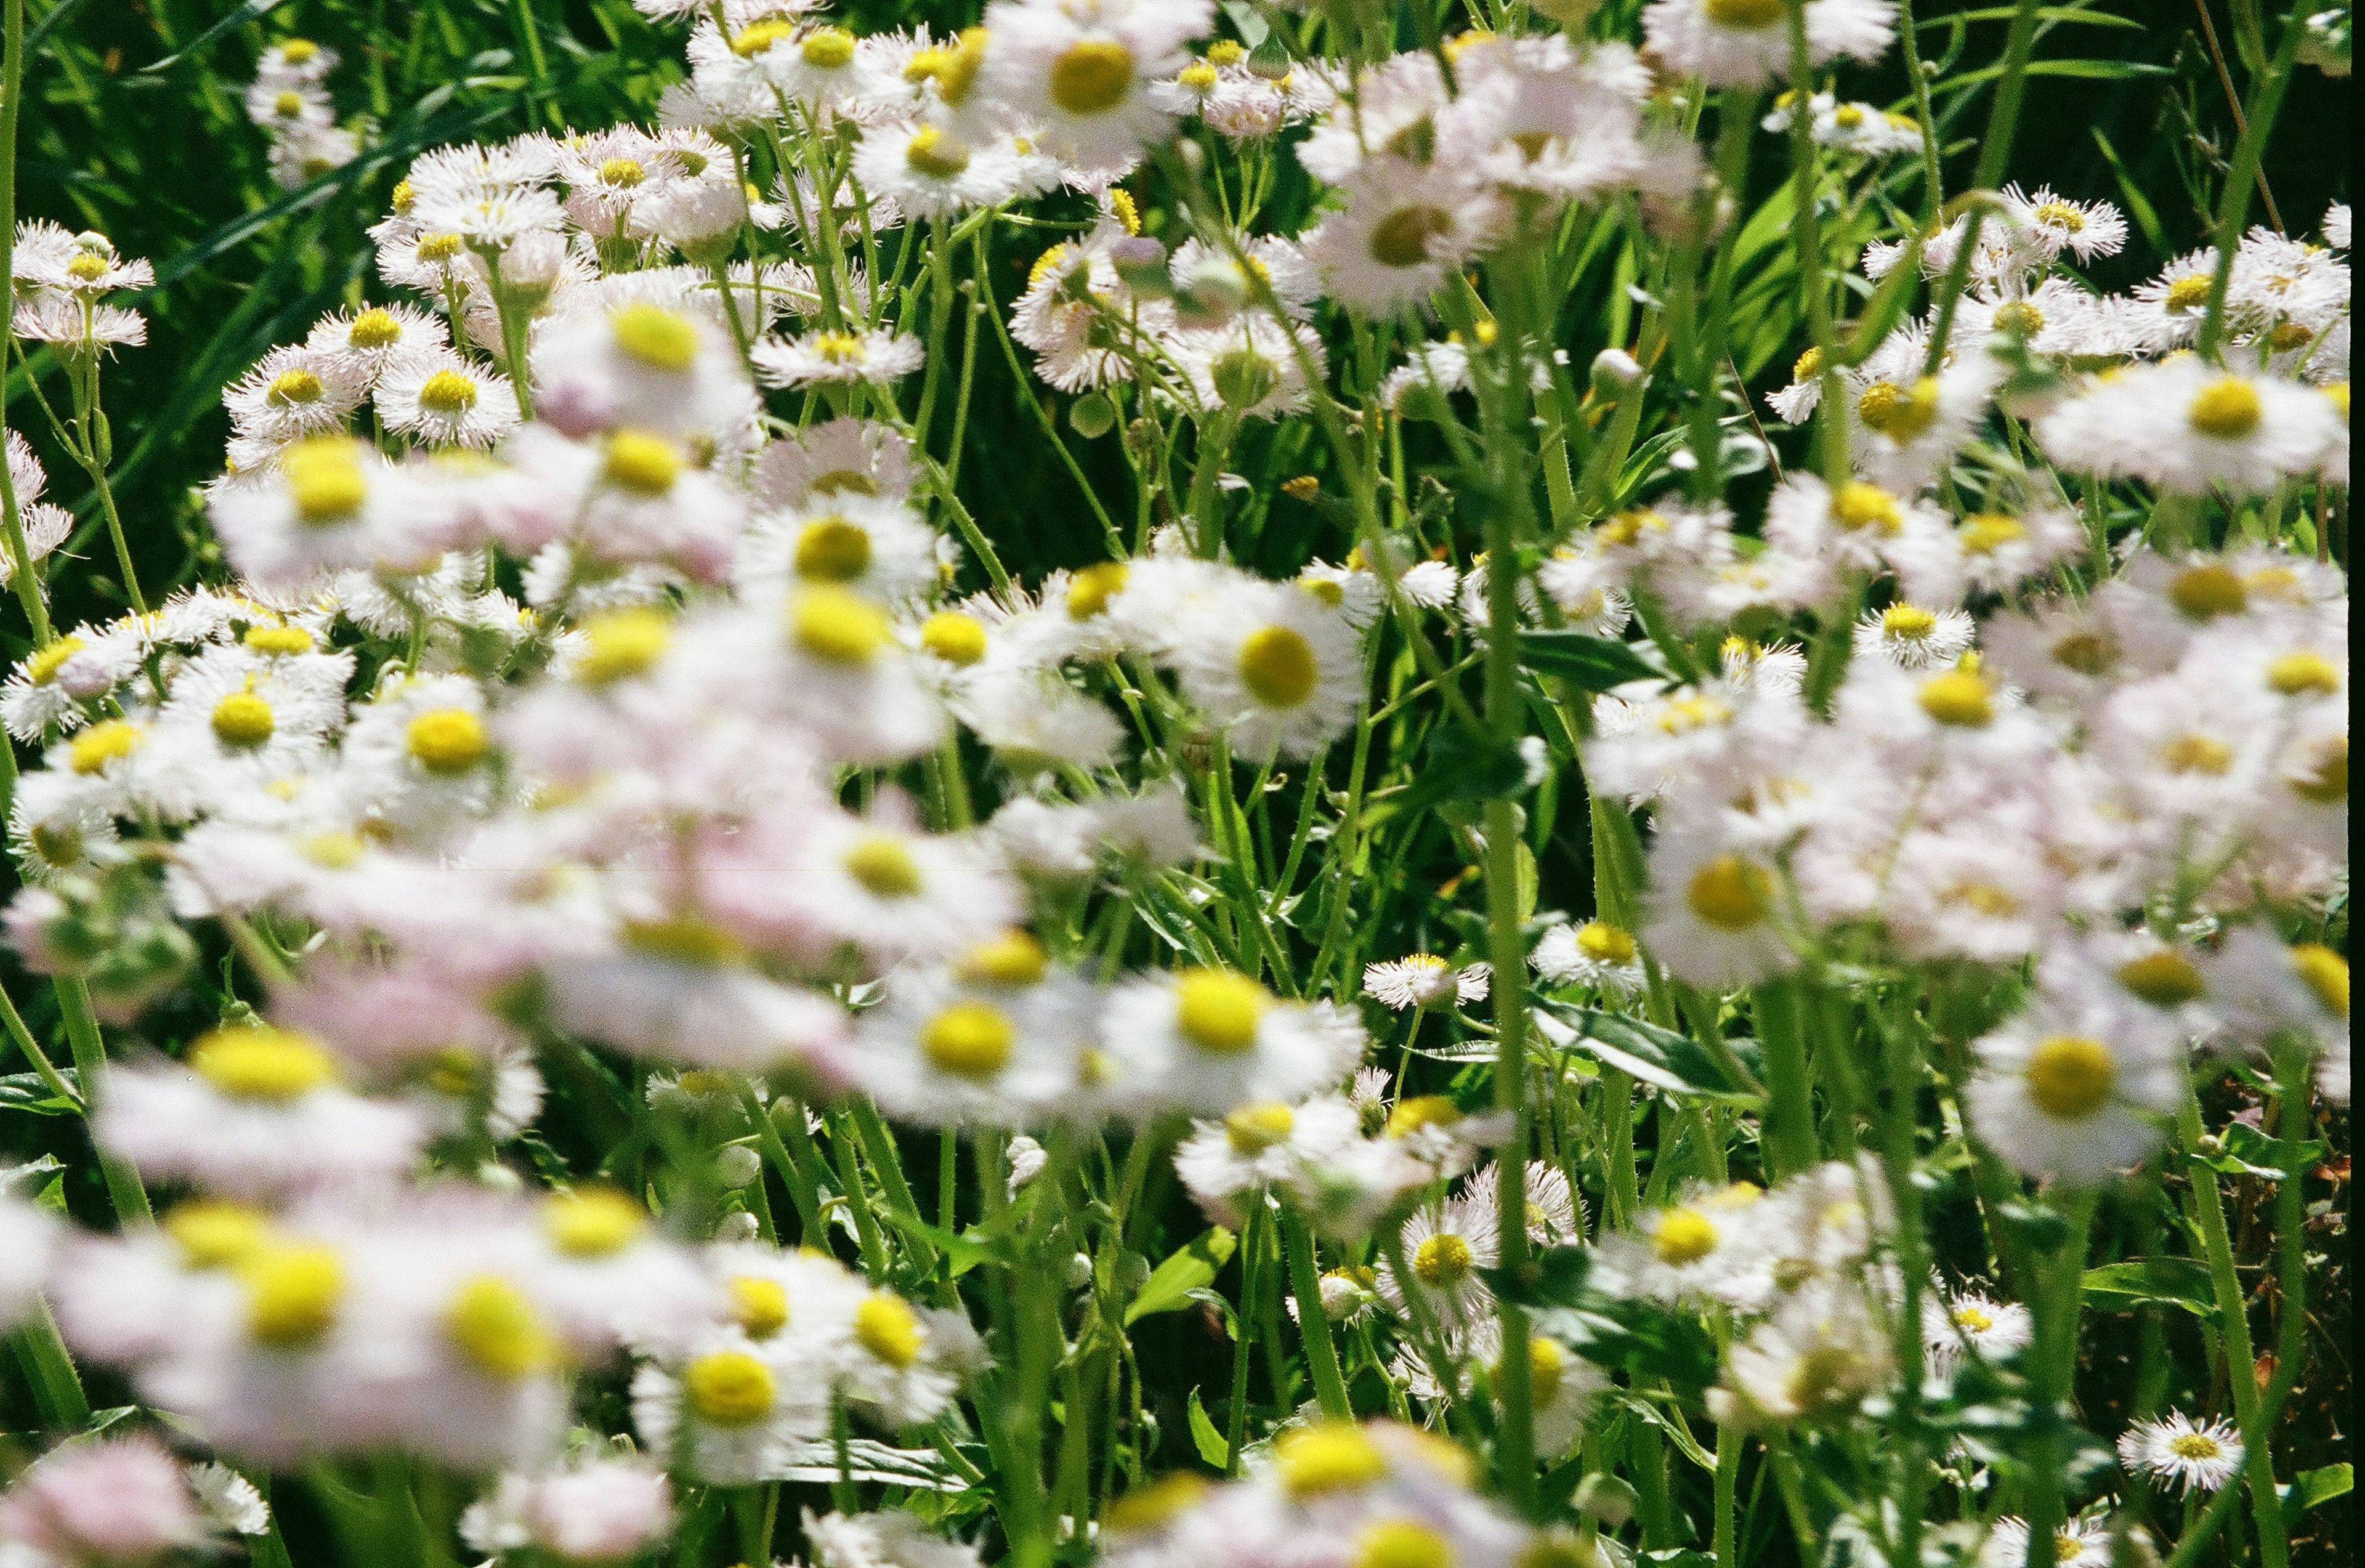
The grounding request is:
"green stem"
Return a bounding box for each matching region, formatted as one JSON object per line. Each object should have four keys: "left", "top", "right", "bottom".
{"left": 1752, "top": 979, "right": 1819, "bottom": 1179}
{"left": 2175, "top": 1089, "right": 2289, "bottom": 1568}
{"left": 1920, "top": 0, "right": 2044, "bottom": 374}
{"left": 2021, "top": 1190, "right": 2100, "bottom": 1568}
{"left": 1280, "top": 1206, "right": 1351, "bottom": 1418}
{"left": 0, "top": 0, "right": 54, "bottom": 644}
{"left": 2195, "top": 9, "right": 2306, "bottom": 360}
{"left": 55, "top": 977, "right": 150, "bottom": 1224}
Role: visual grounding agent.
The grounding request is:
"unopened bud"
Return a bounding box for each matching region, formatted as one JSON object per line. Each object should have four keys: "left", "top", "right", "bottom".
{"left": 1574, "top": 1474, "right": 1638, "bottom": 1527}
{"left": 1590, "top": 348, "right": 1644, "bottom": 395}
{"left": 1070, "top": 391, "right": 1118, "bottom": 439}
{"left": 1247, "top": 36, "right": 1292, "bottom": 81}
{"left": 1110, "top": 235, "right": 1171, "bottom": 296}
{"left": 1211, "top": 347, "right": 1278, "bottom": 411}
{"left": 716, "top": 1144, "right": 762, "bottom": 1189}
{"left": 714, "top": 1210, "right": 761, "bottom": 1243}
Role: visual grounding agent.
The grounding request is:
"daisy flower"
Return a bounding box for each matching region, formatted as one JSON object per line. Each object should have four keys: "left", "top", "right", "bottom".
{"left": 1167, "top": 578, "right": 1362, "bottom": 759}
{"left": 1531, "top": 919, "right": 1646, "bottom": 999}
{"left": 224, "top": 344, "right": 373, "bottom": 442}
{"left": 1376, "top": 1195, "right": 1500, "bottom": 1330}
{"left": 304, "top": 302, "right": 449, "bottom": 382}
{"left": 1100, "top": 968, "right": 1366, "bottom": 1116}
{"left": 1980, "top": 1515, "right": 2114, "bottom": 1568}
{"left": 973, "top": 0, "right": 1214, "bottom": 174}
{"left": 1963, "top": 988, "right": 2185, "bottom": 1184}
{"left": 2035, "top": 359, "right": 2342, "bottom": 495}
{"left": 751, "top": 328, "right": 926, "bottom": 389}
{"left": 1641, "top": 0, "right": 1898, "bottom": 90}
{"left": 374, "top": 349, "right": 521, "bottom": 448}
{"left": 1303, "top": 160, "right": 1500, "bottom": 318}
{"left": 1362, "top": 954, "right": 1490, "bottom": 1012}
{"left": 2117, "top": 1412, "right": 2244, "bottom": 1495}
{"left": 1853, "top": 602, "right": 1976, "bottom": 669}
{"left": 1921, "top": 1285, "right": 2033, "bottom": 1374}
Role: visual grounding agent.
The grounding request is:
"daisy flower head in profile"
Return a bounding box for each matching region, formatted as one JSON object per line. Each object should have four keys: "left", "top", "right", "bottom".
{"left": 1531, "top": 918, "right": 1646, "bottom": 999}
{"left": 1099, "top": 966, "right": 1365, "bottom": 1116}
{"left": 1920, "top": 1284, "right": 2033, "bottom": 1375}
{"left": 2035, "top": 359, "right": 2343, "bottom": 496}
{"left": 1363, "top": 953, "right": 1490, "bottom": 1012}
{"left": 751, "top": 327, "right": 927, "bottom": 390}
{"left": 1643, "top": 0, "right": 1898, "bottom": 91}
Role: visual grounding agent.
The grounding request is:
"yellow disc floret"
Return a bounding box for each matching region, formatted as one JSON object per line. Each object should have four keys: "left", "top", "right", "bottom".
{"left": 575, "top": 607, "right": 673, "bottom": 685}
{"left": 444, "top": 1275, "right": 553, "bottom": 1380}
{"left": 2289, "top": 943, "right": 2348, "bottom": 1017}
{"left": 793, "top": 517, "right": 873, "bottom": 583}
{"left": 790, "top": 586, "right": 891, "bottom": 665}
{"left": 684, "top": 1350, "right": 776, "bottom": 1425}
{"left": 2187, "top": 377, "right": 2262, "bottom": 440}
{"left": 730, "top": 1274, "right": 790, "bottom": 1340}
{"left": 242, "top": 1243, "right": 345, "bottom": 1347}
{"left": 2024, "top": 1035, "right": 2115, "bottom": 1118}
{"left": 922, "top": 1003, "right": 1016, "bottom": 1080}
{"left": 1275, "top": 1424, "right": 1389, "bottom": 1497}
{"left": 610, "top": 303, "right": 699, "bottom": 372}
{"left": 1354, "top": 1519, "right": 1453, "bottom": 1568}
{"left": 1239, "top": 624, "right": 1319, "bottom": 708}
{"left": 1048, "top": 40, "right": 1136, "bottom": 115}
{"left": 211, "top": 690, "right": 277, "bottom": 748}
{"left": 1065, "top": 561, "right": 1129, "bottom": 619}
{"left": 282, "top": 437, "right": 370, "bottom": 524}
{"left": 1917, "top": 669, "right": 1995, "bottom": 727}
{"left": 956, "top": 931, "right": 1048, "bottom": 987}
{"left": 1685, "top": 854, "right": 1769, "bottom": 930}
{"left": 845, "top": 834, "right": 923, "bottom": 897}
{"left": 70, "top": 718, "right": 143, "bottom": 775}
{"left": 602, "top": 429, "right": 683, "bottom": 495}
{"left": 1412, "top": 1232, "right": 1473, "bottom": 1287}
{"left": 1652, "top": 1207, "right": 1719, "bottom": 1266}
{"left": 1576, "top": 921, "right": 1637, "bottom": 964}
{"left": 2116, "top": 951, "right": 2205, "bottom": 1008}
{"left": 544, "top": 1187, "right": 647, "bottom": 1258}
{"left": 166, "top": 1200, "right": 274, "bottom": 1271}
{"left": 1224, "top": 1102, "right": 1296, "bottom": 1155}
{"left": 1174, "top": 969, "right": 1268, "bottom": 1054}
{"left": 406, "top": 708, "right": 489, "bottom": 775}
{"left": 190, "top": 1025, "right": 336, "bottom": 1101}
{"left": 854, "top": 1292, "right": 925, "bottom": 1368}
{"left": 921, "top": 610, "right": 988, "bottom": 666}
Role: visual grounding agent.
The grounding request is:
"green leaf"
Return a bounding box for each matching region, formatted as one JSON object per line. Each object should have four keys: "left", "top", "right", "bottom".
{"left": 875, "top": 1210, "right": 1001, "bottom": 1278}
{"left": 1187, "top": 1387, "right": 1229, "bottom": 1469}
{"left": 1531, "top": 1004, "right": 1763, "bottom": 1102}
{"left": 2081, "top": 1258, "right": 2216, "bottom": 1316}
{"left": 0, "top": 1071, "right": 83, "bottom": 1115}
{"left": 2198, "top": 1123, "right": 2328, "bottom": 1180}
{"left": 1125, "top": 1226, "right": 1237, "bottom": 1326}
{"left": 2282, "top": 1463, "right": 2351, "bottom": 1526}
{"left": 1519, "top": 631, "right": 1662, "bottom": 693}
{"left": 1914, "top": 5, "right": 2145, "bottom": 26}
{"left": 1480, "top": 1244, "right": 1593, "bottom": 1309}
{"left": 2090, "top": 129, "right": 2168, "bottom": 259}
{"left": 1363, "top": 726, "right": 1530, "bottom": 827}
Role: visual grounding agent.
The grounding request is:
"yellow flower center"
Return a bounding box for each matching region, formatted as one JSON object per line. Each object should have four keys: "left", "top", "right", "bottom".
{"left": 602, "top": 429, "right": 684, "bottom": 496}
{"left": 1792, "top": 346, "right": 1824, "bottom": 382}
{"left": 390, "top": 179, "right": 416, "bottom": 216}
{"left": 596, "top": 157, "right": 645, "bottom": 190}
{"left": 25, "top": 636, "right": 84, "bottom": 685}
{"left": 1960, "top": 513, "right": 2025, "bottom": 554}
{"left": 343, "top": 311, "right": 400, "bottom": 358}
{"left": 1368, "top": 204, "right": 1452, "bottom": 269}
{"left": 1882, "top": 604, "right": 1938, "bottom": 641}
{"left": 2024, "top": 1035, "right": 2115, "bottom": 1118}
{"left": 1065, "top": 560, "right": 1129, "bottom": 618}
{"left": 1652, "top": 1207, "right": 1719, "bottom": 1266}
{"left": 2117, "top": 951, "right": 2205, "bottom": 1007}
{"left": 1857, "top": 377, "right": 1940, "bottom": 439}
{"left": 544, "top": 1188, "right": 646, "bottom": 1258}
{"left": 800, "top": 25, "right": 855, "bottom": 69}
{"left": 244, "top": 624, "right": 315, "bottom": 655}
{"left": 2267, "top": 650, "right": 2340, "bottom": 696}
{"left": 2287, "top": 735, "right": 2346, "bottom": 803}
{"left": 854, "top": 1293, "right": 924, "bottom": 1368}
{"left": 406, "top": 708, "right": 488, "bottom": 775}
{"left": 69, "top": 718, "right": 140, "bottom": 775}
{"left": 684, "top": 1351, "right": 775, "bottom": 1425}
{"left": 1992, "top": 301, "right": 2045, "bottom": 337}
{"left": 610, "top": 303, "right": 699, "bottom": 372}
{"left": 2164, "top": 275, "right": 2212, "bottom": 312}
{"left": 272, "top": 89, "right": 304, "bottom": 118}
{"left": 1385, "top": 1096, "right": 1460, "bottom": 1138}
{"left": 1174, "top": 969, "right": 1268, "bottom": 1054}
{"left": 793, "top": 517, "right": 873, "bottom": 583}
{"left": 283, "top": 437, "right": 370, "bottom": 524}
{"left": 444, "top": 1275, "right": 552, "bottom": 1379}
{"left": 297, "top": 831, "right": 366, "bottom": 869}
{"left": 1704, "top": 0, "right": 1785, "bottom": 26}
{"left": 2188, "top": 378, "right": 2262, "bottom": 440}
{"left": 1833, "top": 104, "right": 1866, "bottom": 129}
{"left": 844, "top": 834, "right": 923, "bottom": 897}
{"left": 2168, "top": 1432, "right": 2221, "bottom": 1460}
{"left": 729, "top": 19, "right": 794, "bottom": 57}
{"left": 267, "top": 368, "right": 325, "bottom": 407}
{"left": 1412, "top": 1232, "right": 1473, "bottom": 1287}
{"left": 1576, "top": 921, "right": 1636, "bottom": 963}
{"left": 188, "top": 1025, "right": 334, "bottom": 1100}
{"left": 922, "top": 1002, "right": 1016, "bottom": 1080}
{"left": 1049, "top": 39, "right": 1136, "bottom": 115}
{"left": 1952, "top": 1304, "right": 1993, "bottom": 1333}
{"left": 166, "top": 1200, "right": 273, "bottom": 1270}
{"left": 2290, "top": 943, "right": 2348, "bottom": 1016}
{"left": 1276, "top": 1425, "right": 1389, "bottom": 1497}
{"left": 1354, "top": 1519, "right": 1453, "bottom": 1568}
{"left": 1299, "top": 574, "right": 1346, "bottom": 607}
{"left": 575, "top": 607, "right": 671, "bottom": 685}
{"left": 1685, "top": 854, "right": 1769, "bottom": 930}
{"left": 730, "top": 1274, "right": 790, "bottom": 1339}
{"left": 1104, "top": 1474, "right": 1208, "bottom": 1535}
{"left": 921, "top": 610, "right": 988, "bottom": 666}
{"left": 416, "top": 368, "right": 479, "bottom": 415}
{"left": 241, "top": 1244, "right": 344, "bottom": 1347}
{"left": 1179, "top": 62, "right": 1219, "bottom": 92}
{"left": 281, "top": 38, "right": 320, "bottom": 64}
{"left": 2159, "top": 733, "right": 2234, "bottom": 775}
{"left": 1239, "top": 624, "right": 1319, "bottom": 708}
{"left": 1224, "top": 1102, "right": 1296, "bottom": 1154}
{"left": 904, "top": 124, "right": 972, "bottom": 179}
{"left": 1831, "top": 482, "right": 1902, "bottom": 534}
{"left": 790, "top": 586, "right": 891, "bottom": 665}
{"left": 1918, "top": 669, "right": 1995, "bottom": 728}
{"left": 210, "top": 690, "right": 277, "bottom": 749}
{"left": 956, "top": 931, "right": 1048, "bottom": 987}
{"left": 2032, "top": 200, "right": 2085, "bottom": 232}
{"left": 2169, "top": 564, "right": 2247, "bottom": 621}
{"left": 414, "top": 232, "right": 465, "bottom": 264}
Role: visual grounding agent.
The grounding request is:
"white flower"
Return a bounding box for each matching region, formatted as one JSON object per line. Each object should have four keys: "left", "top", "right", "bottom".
{"left": 1532, "top": 919, "right": 1645, "bottom": 999}
{"left": 1166, "top": 578, "right": 1362, "bottom": 759}
{"left": 1642, "top": 0, "right": 1898, "bottom": 91}
{"left": 1921, "top": 1285, "right": 2032, "bottom": 1375}
{"left": 224, "top": 344, "right": 373, "bottom": 442}
{"left": 2116, "top": 1411, "right": 2244, "bottom": 1495}
{"left": 1363, "top": 954, "right": 1489, "bottom": 1011}
{"left": 1965, "top": 988, "right": 2184, "bottom": 1184}
{"left": 2035, "top": 360, "right": 2342, "bottom": 495}
{"left": 1852, "top": 602, "right": 1975, "bottom": 669}
{"left": 374, "top": 349, "right": 521, "bottom": 448}
{"left": 852, "top": 121, "right": 1029, "bottom": 221}
{"left": 752, "top": 328, "right": 926, "bottom": 388}
{"left": 804, "top": 1506, "right": 985, "bottom": 1568}
{"left": 1981, "top": 1515, "right": 2115, "bottom": 1568}
{"left": 973, "top": 0, "right": 1214, "bottom": 174}
{"left": 1376, "top": 1195, "right": 1500, "bottom": 1330}
{"left": 1099, "top": 968, "right": 1365, "bottom": 1116}
{"left": 1303, "top": 160, "right": 1500, "bottom": 317}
